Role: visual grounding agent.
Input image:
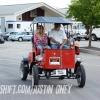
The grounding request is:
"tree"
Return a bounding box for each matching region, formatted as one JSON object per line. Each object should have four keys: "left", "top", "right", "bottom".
{"left": 66, "top": 0, "right": 100, "bottom": 47}
{"left": 71, "top": 0, "right": 79, "bottom": 4}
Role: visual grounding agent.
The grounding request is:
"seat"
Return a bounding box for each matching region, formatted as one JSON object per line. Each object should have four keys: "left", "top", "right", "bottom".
{"left": 31, "top": 36, "right": 34, "bottom": 44}
{"left": 47, "top": 37, "right": 51, "bottom": 46}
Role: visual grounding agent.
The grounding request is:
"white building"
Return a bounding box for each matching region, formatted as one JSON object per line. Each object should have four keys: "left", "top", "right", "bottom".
{"left": 0, "top": 2, "right": 64, "bottom": 32}
{"left": 0, "top": 17, "right": 5, "bottom": 32}
{"left": 6, "top": 20, "right": 33, "bottom": 32}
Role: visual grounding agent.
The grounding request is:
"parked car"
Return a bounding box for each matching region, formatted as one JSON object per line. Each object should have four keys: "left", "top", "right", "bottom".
{"left": 3, "top": 32, "right": 16, "bottom": 41}
{"left": 9, "top": 32, "right": 33, "bottom": 42}
{"left": 0, "top": 36, "right": 5, "bottom": 44}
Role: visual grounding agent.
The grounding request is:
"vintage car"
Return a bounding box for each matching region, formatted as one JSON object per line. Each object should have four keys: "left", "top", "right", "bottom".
{"left": 20, "top": 17, "right": 86, "bottom": 88}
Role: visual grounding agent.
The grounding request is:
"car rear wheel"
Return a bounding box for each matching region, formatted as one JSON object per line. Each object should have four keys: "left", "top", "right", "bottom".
{"left": 18, "top": 37, "right": 23, "bottom": 42}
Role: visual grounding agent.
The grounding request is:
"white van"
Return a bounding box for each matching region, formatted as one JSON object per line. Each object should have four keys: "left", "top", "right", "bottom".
{"left": 70, "top": 22, "right": 87, "bottom": 40}
{"left": 91, "top": 28, "right": 100, "bottom": 41}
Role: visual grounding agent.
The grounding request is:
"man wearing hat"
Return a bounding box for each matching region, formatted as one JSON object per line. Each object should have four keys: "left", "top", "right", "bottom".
{"left": 49, "top": 23, "right": 69, "bottom": 49}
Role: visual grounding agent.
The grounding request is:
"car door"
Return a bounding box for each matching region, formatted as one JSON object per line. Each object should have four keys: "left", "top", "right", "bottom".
{"left": 23, "top": 32, "right": 30, "bottom": 40}
{"left": 19, "top": 32, "right": 26, "bottom": 40}
{"left": 24, "top": 32, "right": 33, "bottom": 40}
{"left": 28, "top": 32, "right": 33, "bottom": 40}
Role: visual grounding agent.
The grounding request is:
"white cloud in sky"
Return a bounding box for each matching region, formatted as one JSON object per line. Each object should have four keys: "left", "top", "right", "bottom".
{"left": 0, "top": 0, "right": 71, "bottom": 8}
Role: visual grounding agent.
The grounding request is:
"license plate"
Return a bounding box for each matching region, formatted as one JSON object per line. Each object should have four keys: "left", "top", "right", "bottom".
{"left": 49, "top": 57, "right": 60, "bottom": 65}
{"left": 56, "top": 69, "right": 66, "bottom": 75}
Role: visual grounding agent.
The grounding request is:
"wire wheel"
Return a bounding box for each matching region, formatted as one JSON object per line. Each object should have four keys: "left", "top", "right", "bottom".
{"left": 32, "top": 65, "right": 39, "bottom": 87}
{"left": 77, "top": 65, "right": 86, "bottom": 88}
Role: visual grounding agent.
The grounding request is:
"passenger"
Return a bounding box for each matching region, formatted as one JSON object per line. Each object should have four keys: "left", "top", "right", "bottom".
{"left": 34, "top": 25, "right": 51, "bottom": 56}
{"left": 49, "top": 23, "right": 69, "bottom": 49}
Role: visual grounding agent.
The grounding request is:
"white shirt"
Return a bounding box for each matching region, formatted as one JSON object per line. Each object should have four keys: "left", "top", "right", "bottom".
{"left": 49, "top": 29, "right": 67, "bottom": 44}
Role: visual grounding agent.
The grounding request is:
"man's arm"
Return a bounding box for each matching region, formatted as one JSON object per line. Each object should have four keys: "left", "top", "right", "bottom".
{"left": 60, "top": 39, "right": 67, "bottom": 49}
{"left": 49, "top": 30, "right": 59, "bottom": 44}
{"left": 50, "top": 37, "right": 59, "bottom": 44}
{"left": 60, "top": 30, "right": 67, "bottom": 49}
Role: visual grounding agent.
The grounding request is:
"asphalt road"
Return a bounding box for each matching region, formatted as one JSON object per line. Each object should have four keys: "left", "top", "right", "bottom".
{"left": 0, "top": 41, "right": 100, "bottom": 100}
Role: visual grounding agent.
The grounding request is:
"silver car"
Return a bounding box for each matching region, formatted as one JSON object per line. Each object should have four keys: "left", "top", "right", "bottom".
{"left": 9, "top": 32, "right": 33, "bottom": 42}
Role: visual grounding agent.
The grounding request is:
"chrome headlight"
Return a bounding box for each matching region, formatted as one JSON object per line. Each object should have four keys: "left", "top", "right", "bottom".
{"left": 75, "top": 56, "right": 82, "bottom": 61}
{"left": 35, "top": 55, "right": 43, "bottom": 61}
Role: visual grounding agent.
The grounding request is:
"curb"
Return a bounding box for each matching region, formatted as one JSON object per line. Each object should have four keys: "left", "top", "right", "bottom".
{"left": 80, "top": 48, "right": 100, "bottom": 56}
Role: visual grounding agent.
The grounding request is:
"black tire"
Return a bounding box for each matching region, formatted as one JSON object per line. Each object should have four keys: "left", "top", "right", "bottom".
{"left": 6, "top": 37, "right": 9, "bottom": 41}
{"left": 32, "top": 65, "right": 39, "bottom": 87}
{"left": 27, "top": 40, "right": 30, "bottom": 41}
{"left": 77, "top": 37, "right": 81, "bottom": 41}
{"left": 91, "top": 34, "right": 97, "bottom": 41}
{"left": 45, "top": 72, "right": 51, "bottom": 79}
{"left": 59, "top": 75, "right": 65, "bottom": 80}
{"left": 85, "top": 37, "right": 89, "bottom": 40}
{"left": 77, "top": 65, "right": 86, "bottom": 88}
{"left": 11, "top": 40, "right": 15, "bottom": 42}
{"left": 74, "top": 38, "right": 77, "bottom": 41}
{"left": 20, "top": 60, "right": 28, "bottom": 81}
{"left": 18, "top": 37, "right": 23, "bottom": 42}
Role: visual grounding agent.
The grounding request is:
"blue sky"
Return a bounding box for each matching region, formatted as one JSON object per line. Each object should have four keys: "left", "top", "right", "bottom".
{"left": 0, "top": 0, "right": 71, "bottom": 8}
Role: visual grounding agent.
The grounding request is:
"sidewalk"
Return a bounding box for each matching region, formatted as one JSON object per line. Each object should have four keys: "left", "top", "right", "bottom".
{"left": 77, "top": 41, "right": 100, "bottom": 56}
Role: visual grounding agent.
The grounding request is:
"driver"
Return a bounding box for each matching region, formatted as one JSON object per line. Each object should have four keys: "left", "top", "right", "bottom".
{"left": 49, "top": 23, "right": 69, "bottom": 49}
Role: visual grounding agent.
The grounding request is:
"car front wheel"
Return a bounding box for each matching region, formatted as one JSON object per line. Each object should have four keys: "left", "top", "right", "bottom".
{"left": 32, "top": 65, "right": 39, "bottom": 87}
{"left": 20, "top": 60, "right": 28, "bottom": 81}
{"left": 18, "top": 37, "right": 23, "bottom": 42}
{"left": 91, "top": 34, "right": 97, "bottom": 41}
{"left": 76, "top": 65, "right": 86, "bottom": 88}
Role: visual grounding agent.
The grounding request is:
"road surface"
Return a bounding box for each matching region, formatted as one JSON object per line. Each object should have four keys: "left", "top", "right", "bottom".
{"left": 0, "top": 41, "right": 100, "bottom": 100}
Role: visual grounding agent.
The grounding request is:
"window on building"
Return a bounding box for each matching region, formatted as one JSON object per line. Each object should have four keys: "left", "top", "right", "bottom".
{"left": 17, "top": 24, "right": 21, "bottom": 29}
{"left": 30, "top": 9, "right": 37, "bottom": 17}
{"left": 8, "top": 24, "right": 13, "bottom": 28}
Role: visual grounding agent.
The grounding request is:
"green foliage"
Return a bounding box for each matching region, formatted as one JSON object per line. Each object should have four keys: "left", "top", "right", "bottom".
{"left": 67, "top": 0, "right": 100, "bottom": 27}
{"left": 71, "top": 0, "right": 79, "bottom": 4}
{"left": 66, "top": 0, "right": 100, "bottom": 47}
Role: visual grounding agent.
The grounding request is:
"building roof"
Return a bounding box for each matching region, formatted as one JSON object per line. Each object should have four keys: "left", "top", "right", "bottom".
{"left": 6, "top": 20, "right": 32, "bottom": 22}
{"left": 58, "top": 8, "right": 68, "bottom": 15}
{"left": 0, "top": 3, "right": 40, "bottom": 15}
{"left": 0, "top": 2, "right": 64, "bottom": 16}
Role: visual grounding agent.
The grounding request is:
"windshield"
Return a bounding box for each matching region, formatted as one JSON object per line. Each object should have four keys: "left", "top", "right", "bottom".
{"left": 73, "top": 25, "right": 85, "bottom": 30}
{"left": 17, "top": 32, "right": 25, "bottom": 35}
{"left": 79, "top": 25, "right": 85, "bottom": 29}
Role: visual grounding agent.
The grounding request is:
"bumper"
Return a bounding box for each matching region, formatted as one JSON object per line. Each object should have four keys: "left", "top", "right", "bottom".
{"left": 11, "top": 38, "right": 18, "bottom": 41}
